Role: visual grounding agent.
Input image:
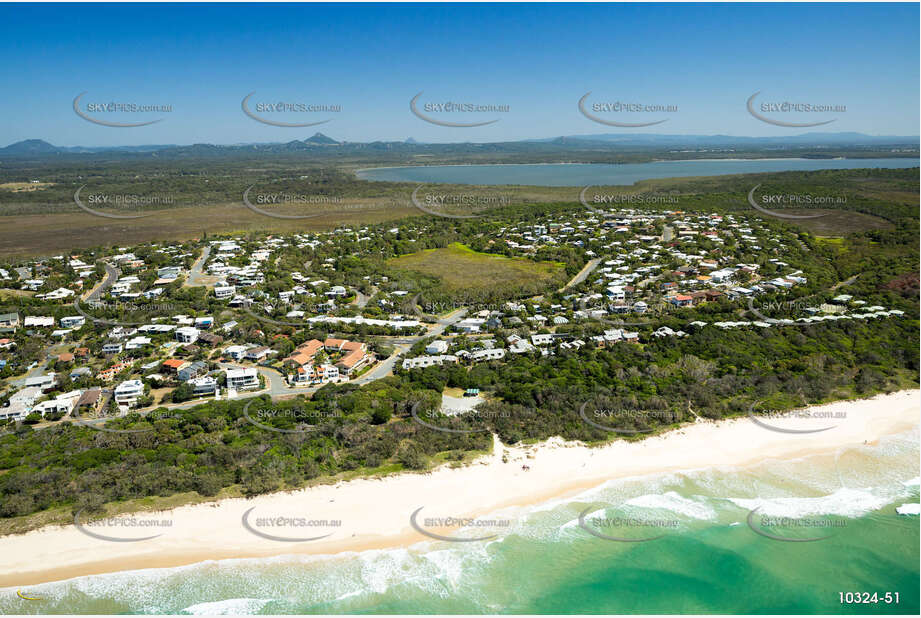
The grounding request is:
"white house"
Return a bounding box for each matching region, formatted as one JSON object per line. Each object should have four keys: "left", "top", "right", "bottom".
{"left": 33, "top": 390, "right": 82, "bottom": 417}
{"left": 402, "top": 355, "right": 458, "bottom": 369}
{"left": 189, "top": 376, "right": 218, "bottom": 396}
{"left": 425, "top": 340, "right": 449, "bottom": 355}
{"left": 214, "top": 285, "right": 235, "bottom": 299}
{"left": 125, "top": 336, "right": 152, "bottom": 350}
{"left": 59, "top": 316, "right": 86, "bottom": 329}
{"left": 455, "top": 318, "right": 485, "bottom": 333}
{"left": 24, "top": 316, "right": 55, "bottom": 327}
{"left": 102, "top": 342, "right": 124, "bottom": 355}
{"left": 114, "top": 379, "right": 145, "bottom": 407}
{"left": 224, "top": 345, "right": 250, "bottom": 361}
{"left": 25, "top": 373, "right": 57, "bottom": 391}
{"left": 1, "top": 386, "right": 42, "bottom": 421}
{"left": 175, "top": 326, "right": 199, "bottom": 344}
{"left": 226, "top": 367, "right": 259, "bottom": 390}
{"left": 471, "top": 348, "right": 506, "bottom": 363}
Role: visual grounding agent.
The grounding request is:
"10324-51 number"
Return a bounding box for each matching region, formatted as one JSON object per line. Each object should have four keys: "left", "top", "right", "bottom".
{"left": 839, "top": 592, "right": 899, "bottom": 604}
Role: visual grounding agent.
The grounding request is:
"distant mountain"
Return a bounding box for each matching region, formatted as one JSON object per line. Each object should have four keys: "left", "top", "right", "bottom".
{"left": 304, "top": 132, "right": 339, "bottom": 145}
{"left": 0, "top": 140, "right": 186, "bottom": 155}
{"left": 0, "top": 139, "right": 60, "bottom": 154}
{"left": 1, "top": 132, "right": 916, "bottom": 160}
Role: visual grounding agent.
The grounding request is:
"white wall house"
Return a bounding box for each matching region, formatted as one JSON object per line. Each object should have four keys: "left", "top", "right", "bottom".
{"left": 425, "top": 340, "right": 449, "bottom": 355}
{"left": 102, "top": 342, "right": 123, "bottom": 355}
{"left": 402, "top": 355, "right": 458, "bottom": 369}
{"left": 189, "top": 376, "right": 218, "bottom": 395}
{"left": 60, "top": 316, "right": 86, "bottom": 329}
{"left": 175, "top": 326, "right": 199, "bottom": 343}
{"left": 226, "top": 367, "right": 259, "bottom": 390}
{"left": 214, "top": 285, "right": 235, "bottom": 299}
{"left": 224, "top": 345, "right": 250, "bottom": 361}
{"left": 114, "top": 379, "right": 144, "bottom": 407}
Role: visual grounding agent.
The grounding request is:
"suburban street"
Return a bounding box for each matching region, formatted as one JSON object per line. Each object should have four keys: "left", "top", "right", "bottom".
{"left": 559, "top": 258, "right": 601, "bottom": 292}
{"left": 84, "top": 262, "right": 119, "bottom": 302}
{"left": 185, "top": 244, "right": 213, "bottom": 287}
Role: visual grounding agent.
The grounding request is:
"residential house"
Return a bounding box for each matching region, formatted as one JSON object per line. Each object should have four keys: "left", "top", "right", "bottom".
{"left": 0, "top": 312, "right": 20, "bottom": 329}
{"left": 471, "top": 348, "right": 506, "bottom": 363}
{"left": 76, "top": 388, "right": 103, "bottom": 414}
{"left": 114, "top": 379, "right": 145, "bottom": 407}
{"left": 223, "top": 345, "right": 250, "bottom": 361}
{"left": 24, "top": 373, "right": 56, "bottom": 391}
{"left": 97, "top": 361, "right": 132, "bottom": 382}
{"left": 425, "top": 340, "right": 449, "bottom": 355}
{"left": 189, "top": 375, "right": 218, "bottom": 395}
{"left": 197, "top": 332, "right": 224, "bottom": 347}
{"left": 33, "top": 390, "right": 82, "bottom": 417}
{"left": 1, "top": 386, "right": 42, "bottom": 421}
{"left": 214, "top": 285, "right": 236, "bottom": 299}
{"left": 59, "top": 316, "right": 86, "bottom": 329}
{"left": 284, "top": 339, "right": 324, "bottom": 367}
{"left": 101, "top": 342, "right": 124, "bottom": 355}
{"left": 162, "top": 358, "right": 188, "bottom": 374}
{"left": 402, "top": 355, "right": 458, "bottom": 369}
{"left": 226, "top": 367, "right": 259, "bottom": 390}
{"left": 175, "top": 326, "right": 199, "bottom": 344}
{"left": 178, "top": 361, "right": 207, "bottom": 382}
{"left": 244, "top": 346, "right": 271, "bottom": 361}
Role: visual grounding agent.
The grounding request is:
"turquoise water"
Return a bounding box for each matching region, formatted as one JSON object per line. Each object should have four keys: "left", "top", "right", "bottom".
{"left": 355, "top": 158, "right": 920, "bottom": 186}
{"left": 2, "top": 429, "right": 918, "bottom": 614}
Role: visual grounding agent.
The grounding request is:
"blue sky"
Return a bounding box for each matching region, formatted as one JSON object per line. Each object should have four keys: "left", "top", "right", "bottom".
{"left": 0, "top": 3, "right": 917, "bottom": 146}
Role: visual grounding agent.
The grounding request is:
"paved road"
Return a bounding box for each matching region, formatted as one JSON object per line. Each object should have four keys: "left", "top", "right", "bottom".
{"left": 353, "top": 286, "right": 377, "bottom": 309}
{"left": 186, "top": 245, "right": 212, "bottom": 287}
{"left": 560, "top": 258, "right": 602, "bottom": 292}
{"left": 84, "top": 262, "right": 119, "bottom": 302}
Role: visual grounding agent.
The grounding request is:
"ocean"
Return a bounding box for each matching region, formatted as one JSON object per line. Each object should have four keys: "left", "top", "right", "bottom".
{"left": 355, "top": 158, "right": 920, "bottom": 187}
{"left": 2, "top": 428, "right": 918, "bottom": 615}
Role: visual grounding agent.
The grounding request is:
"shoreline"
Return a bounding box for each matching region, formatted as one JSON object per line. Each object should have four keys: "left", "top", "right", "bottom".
{"left": 1, "top": 389, "right": 918, "bottom": 588}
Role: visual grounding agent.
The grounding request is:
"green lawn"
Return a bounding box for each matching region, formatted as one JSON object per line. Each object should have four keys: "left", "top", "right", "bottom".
{"left": 387, "top": 242, "right": 567, "bottom": 300}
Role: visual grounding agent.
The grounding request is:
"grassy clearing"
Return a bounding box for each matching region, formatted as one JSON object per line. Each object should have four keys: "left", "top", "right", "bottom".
{"left": 781, "top": 210, "right": 893, "bottom": 236}
{"left": 0, "top": 182, "right": 55, "bottom": 192}
{"left": 387, "top": 242, "right": 567, "bottom": 297}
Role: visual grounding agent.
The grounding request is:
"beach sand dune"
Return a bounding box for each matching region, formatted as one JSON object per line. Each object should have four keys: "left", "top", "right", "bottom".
{"left": 0, "top": 389, "right": 917, "bottom": 587}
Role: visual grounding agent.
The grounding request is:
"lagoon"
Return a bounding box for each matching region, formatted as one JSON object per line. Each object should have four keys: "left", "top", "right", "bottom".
{"left": 356, "top": 158, "right": 919, "bottom": 187}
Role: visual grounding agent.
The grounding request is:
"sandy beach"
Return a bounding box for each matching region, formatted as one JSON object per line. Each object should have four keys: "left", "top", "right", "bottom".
{"left": 1, "top": 389, "right": 918, "bottom": 587}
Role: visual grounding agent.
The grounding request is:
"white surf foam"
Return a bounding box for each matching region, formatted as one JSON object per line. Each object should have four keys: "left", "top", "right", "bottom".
{"left": 181, "top": 598, "right": 274, "bottom": 615}
{"left": 896, "top": 503, "right": 920, "bottom": 515}
{"left": 623, "top": 491, "right": 718, "bottom": 521}
{"left": 728, "top": 486, "right": 897, "bottom": 519}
